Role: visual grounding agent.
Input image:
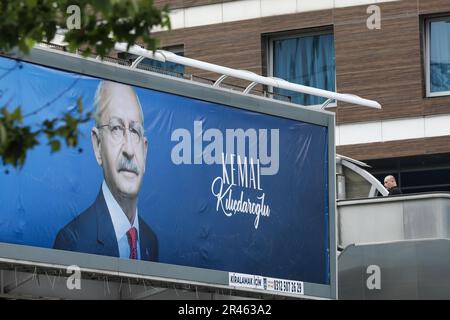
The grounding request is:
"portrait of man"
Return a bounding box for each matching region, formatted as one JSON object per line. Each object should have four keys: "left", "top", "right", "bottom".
{"left": 384, "top": 175, "right": 402, "bottom": 196}
{"left": 53, "top": 80, "right": 158, "bottom": 261}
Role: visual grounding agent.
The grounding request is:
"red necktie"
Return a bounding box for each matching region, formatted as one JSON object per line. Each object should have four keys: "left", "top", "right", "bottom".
{"left": 126, "top": 227, "right": 138, "bottom": 260}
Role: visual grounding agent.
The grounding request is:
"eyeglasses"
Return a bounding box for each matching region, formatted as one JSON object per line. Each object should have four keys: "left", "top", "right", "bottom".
{"left": 97, "top": 120, "right": 144, "bottom": 145}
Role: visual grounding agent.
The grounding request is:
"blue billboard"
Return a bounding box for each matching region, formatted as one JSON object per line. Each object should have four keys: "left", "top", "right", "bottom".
{"left": 0, "top": 52, "right": 332, "bottom": 296}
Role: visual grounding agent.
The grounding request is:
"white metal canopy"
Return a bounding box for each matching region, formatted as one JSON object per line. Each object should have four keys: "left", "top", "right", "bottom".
{"left": 114, "top": 42, "right": 382, "bottom": 110}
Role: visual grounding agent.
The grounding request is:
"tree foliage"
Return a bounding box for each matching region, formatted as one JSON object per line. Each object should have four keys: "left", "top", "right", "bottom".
{"left": 0, "top": 0, "right": 170, "bottom": 169}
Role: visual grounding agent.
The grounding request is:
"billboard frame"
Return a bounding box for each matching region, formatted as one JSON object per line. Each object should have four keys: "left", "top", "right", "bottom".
{"left": 0, "top": 46, "right": 337, "bottom": 299}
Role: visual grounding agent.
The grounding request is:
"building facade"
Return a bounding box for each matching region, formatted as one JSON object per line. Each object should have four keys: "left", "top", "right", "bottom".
{"left": 149, "top": 0, "right": 450, "bottom": 194}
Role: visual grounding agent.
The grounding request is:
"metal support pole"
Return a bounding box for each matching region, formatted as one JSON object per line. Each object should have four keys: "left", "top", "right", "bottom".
{"left": 243, "top": 82, "right": 258, "bottom": 94}
{"left": 336, "top": 163, "right": 346, "bottom": 200}
{"left": 131, "top": 56, "right": 145, "bottom": 68}
{"left": 4, "top": 274, "right": 34, "bottom": 294}
{"left": 0, "top": 269, "right": 4, "bottom": 295}
{"left": 321, "top": 98, "right": 335, "bottom": 109}
{"left": 213, "top": 75, "right": 228, "bottom": 87}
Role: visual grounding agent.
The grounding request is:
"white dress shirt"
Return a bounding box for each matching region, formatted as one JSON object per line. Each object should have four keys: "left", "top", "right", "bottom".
{"left": 102, "top": 181, "right": 140, "bottom": 260}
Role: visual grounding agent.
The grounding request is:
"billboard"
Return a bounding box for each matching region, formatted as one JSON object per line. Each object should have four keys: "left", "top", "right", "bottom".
{"left": 0, "top": 47, "right": 336, "bottom": 299}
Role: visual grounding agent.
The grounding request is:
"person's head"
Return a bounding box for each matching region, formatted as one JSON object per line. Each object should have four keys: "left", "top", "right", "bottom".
{"left": 383, "top": 175, "right": 397, "bottom": 191}
{"left": 91, "top": 81, "right": 148, "bottom": 200}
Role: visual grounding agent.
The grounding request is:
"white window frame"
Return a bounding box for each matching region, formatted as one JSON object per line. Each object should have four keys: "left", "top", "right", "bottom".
{"left": 267, "top": 29, "right": 337, "bottom": 108}
{"left": 425, "top": 16, "right": 450, "bottom": 98}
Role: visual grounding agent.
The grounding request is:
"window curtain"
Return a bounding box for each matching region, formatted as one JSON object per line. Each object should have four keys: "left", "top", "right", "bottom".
{"left": 430, "top": 20, "right": 450, "bottom": 93}
{"left": 273, "top": 33, "right": 335, "bottom": 105}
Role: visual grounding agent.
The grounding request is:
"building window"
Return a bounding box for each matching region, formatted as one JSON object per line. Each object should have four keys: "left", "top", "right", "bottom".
{"left": 269, "top": 29, "right": 335, "bottom": 106}
{"left": 139, "top": 45, "right": 185, "bottom": 75}
{"left": 425, "top": 17, "right": 450, "bottom": 96}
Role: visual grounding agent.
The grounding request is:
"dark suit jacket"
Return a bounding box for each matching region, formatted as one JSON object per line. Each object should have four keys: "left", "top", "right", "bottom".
{"left": 53, "top": 189, "right": 158, "bottom": 261}
{"left": 388, "top": 187, "right": 402, "bottom": 196}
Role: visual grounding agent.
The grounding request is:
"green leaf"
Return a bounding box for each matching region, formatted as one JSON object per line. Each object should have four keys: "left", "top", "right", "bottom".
{"left": 24, "top": 37, "right": 37, "bottom": 51}
{"left": 0, "top": 123, "right": 6, "bottom": 145}
{"left": 11, "top": 107, "right": 23, "bottom": 122}
{"left": 49, "top": 139, "right": 61, "bottom": 153}
{"left": 25, "top": 0, "right": 38, "bottom": 8}
{"left": 43, "top": 119, "right": 55, "bottom": 129}
{"left": 77, "top": 97, "right": 83, "bottom": 113}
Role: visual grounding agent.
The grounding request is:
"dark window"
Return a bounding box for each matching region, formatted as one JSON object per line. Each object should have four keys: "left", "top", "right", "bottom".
{"left": 138, "top": 45, "right": 185, "bottom": 75}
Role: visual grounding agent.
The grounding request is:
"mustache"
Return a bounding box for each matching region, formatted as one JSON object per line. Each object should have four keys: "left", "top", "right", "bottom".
{"left": 117, "top": 157, "right": 140, "bottom": 175}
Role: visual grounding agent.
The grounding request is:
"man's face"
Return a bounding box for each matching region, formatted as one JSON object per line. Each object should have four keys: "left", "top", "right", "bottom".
{"left": 92, "top": 82, "right": 148, "bottom": 199}
{"left": 384, "top": 177, "right": 395, "bottom": 190}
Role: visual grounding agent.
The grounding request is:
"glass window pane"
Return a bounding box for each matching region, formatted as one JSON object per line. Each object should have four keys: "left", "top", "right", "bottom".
{"left": 137, "top": 47, "right": 185, "bottom": 75}
{"left": 430, "top": 19, "right": 450, "bottom": 93}
{"left": 402, "top": 168, "right": 450, "bottom": 187}
{"left": 272, "top": 33, "right": 335, "bottom": 105}
{"left": 139, "top": 56, "right": 185, "bottom": 75}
